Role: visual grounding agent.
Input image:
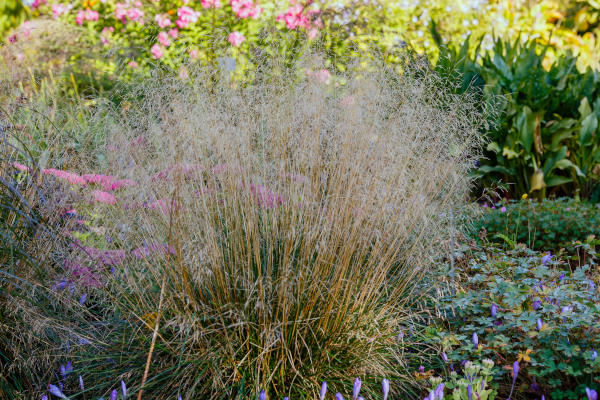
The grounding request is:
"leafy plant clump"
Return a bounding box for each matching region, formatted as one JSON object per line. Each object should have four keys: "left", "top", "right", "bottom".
{"left": 425, "top": 244, "right": 600, "bottom": 400}
{"left": 475, "top": 198, "right": 600, "bottom": 254}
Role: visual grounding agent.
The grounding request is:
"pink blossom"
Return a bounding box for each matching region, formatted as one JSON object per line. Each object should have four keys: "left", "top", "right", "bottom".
{"left": 201, "top": 0, "right": 221, "bottom": 8}
{"left": 189, "top": 49, "right": 199, "bottom": 58}
{"left": 76, "top": 245, "right": 127, "bottom": 266}
{"left": 228, "top": 31, "right": 245, "bottom": 47}
{"left": 51, "top": 3, "right": 72, "bottom": 18}
{"left": 306, "top": 68, "right": 331, "bottom": 84}
{"left": 128, "top": 60, "right": 139, "bottom": 68}
{"left": 42, "top": 168, "right": 87, "bottom": 185}
{"left": 249, "top": 183, "right": 283, "bottom": 209}
{"left": 75, "top": 10, "right": 85, "bottom": 25}
{"left": 85, "top": 9, "right": 99, "bottom": 21}
{"left": 230, "top": 0, "right": 261, "bottom": 19}
{"left": 151, "top": 44, "right": 164, "bottom": 59}
{"left": 157, "top": 31, "right": 171, "bottom": 46}
{"left": 176, "top": 6, "right": 200, "bottom": 28}
{"left": 126, "top": 7, "right": 144, "bottom": 23}
{"left": 307, "top": 27, "right": 318, "bottom": 39}
{"left": 12, "top": 162, "right": 30, "bottom": 172}
{"left": 92, "top": 190, "right": 117, "bottom": 205}
{"left": 168, "top": 28, "right": 179, "bottom": 38}
{"left": 154, "top": 13, "right": 172, "bottom": 28}
{"left": 115, "top": 3, "right": 128, "bottom": 20}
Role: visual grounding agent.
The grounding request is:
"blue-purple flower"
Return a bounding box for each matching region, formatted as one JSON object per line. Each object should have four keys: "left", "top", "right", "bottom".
{"left": 320, "top": 382, "right": 327, "bottom": 400}
{"left": 353, "top": 378, "right": 362, "bottom": 400}
{"left": 586, "top": 388, "right": 598, "bottom": 400}
{"left": 592, "top": 350, "right": 598, "bottom": 361}
{"left": 110, "top": 389, "right": 118, "bottom": 400}
{"left": 536, "top": 318, "right": 543, "bottom": 331}
{"left": 441, "top": 352, "right": 448, "bottom": 363}
{"left": 382, "top": 378, "right": 390, "bottom": 400}
{"left": 335, "top": 393, "right": 344, "bottom": 400}
{"left": 467, "top": 385, "right": 473, "bottom": 400}
{"left": 541, "top": 253, "right": 552, "bottom": 265}
{"left": 434, "top": 383, "right": 444, "bottom": 400}
{"left": 121, "top": 380, "right": 127, "bottom": 398}
{"left": 491, "top": 304, "right": 498, "bottom": 318}
{"left": 513, "top": 361, "right": 520, "bottom": 381}
{"left": 48, "top": 384, "right": 67, "bottom": 399}
{"left": 472, "top": 332, "right": 479, "bottom": 349}
{"left": 258, "top": 390, "right": 267, "bottom": 400}
{"left": 79, "top": 375, "right": 84, "bottom": 391}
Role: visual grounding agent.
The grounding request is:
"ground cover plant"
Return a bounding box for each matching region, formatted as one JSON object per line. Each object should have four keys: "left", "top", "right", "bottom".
{"left": 424, "top": 244, "right": 600, "bottom": 400}
{"left": 0, "top": 54, "right": 487, "bottom": 399}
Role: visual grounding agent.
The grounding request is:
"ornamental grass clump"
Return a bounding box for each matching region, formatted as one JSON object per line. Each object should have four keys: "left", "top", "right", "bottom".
{"left": 6, "top": 55, "right": 485, "bottom": 399}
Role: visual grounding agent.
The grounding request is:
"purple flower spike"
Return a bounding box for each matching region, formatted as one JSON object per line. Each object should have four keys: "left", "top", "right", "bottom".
{"left": 435, "top": 383, "right": 444, "bottom": 400}
{"left": 467, "top": 385, "right": 473, "bottom": 400}
{"left": 537, "top": 318, "right": 543, "bottom": 331}
{"left": 258, "top": 390, "right": 267, "bottom": 400}
{"left": 335, "top": 393, "right": 344, "bottom": 400}
{"left": 472, "top": 332, "right": 479, "bottom": 349}
{"left": 79, "top": 293, "right": 87, "bottom": 305}
{"left": 42, "top": 396, "right": 48, "bottom": 400}
{"left": 592, "top": 350, "right": 598, "bottom": 360}
{"left": 65, "top": 362, "right": 73, "bottom": 374}
{"left": 441, "top": 352, "right": 448, "bottom": 362}
{"left": 542, "top": 396, "right": 545, "bottom": 400}
{"left": 178, "top": 396, "right": 182, "bottom": 400}
{"left": 284, "top": 398, "right": 289, "bottom": 400}
{"left": 532, "top": 300, "right": 541, "bottom": 310}
{"left": 79, "top": 375, "right": 84, "bottom": 391}
{"left": 353, "top": 378, "right": 362, "bottom": 400}
{"left": 513, "top": 361, "right": 520, "bottom": 381}
{"left": 319, "top": 382, "right": 327, "bottom": 400}
{"left": 48, "top": 384, "right": 68, "bottom": 399}
{"left": 59, "top": 364, "right": 66, "bottom": 379}
{"left": 121, "top": 380, "right": 127, "bottom": 398}
{"left": 382, "top": 378, "right": 390, "bottom": 400}
{"left": 587, "top": 388, "right": 598, "bottom": 400}
{"left": 418, "top": 365, "right": 425, "bottom": 373}
{"left": 110, "top": 389, "right": 118, "bottom": 400}
{"left": 491, "top": 304, "right": 498, "bottom": 318}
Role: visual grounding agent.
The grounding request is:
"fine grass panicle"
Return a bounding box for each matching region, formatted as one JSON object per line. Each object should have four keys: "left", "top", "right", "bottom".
{"left": 3, "top": 56, "right": 486, "bottom": 399}
{"left": 66, "top": 59, "right": 486, "bottom": 399}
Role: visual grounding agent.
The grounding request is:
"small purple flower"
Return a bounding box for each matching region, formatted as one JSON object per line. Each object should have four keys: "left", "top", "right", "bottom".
{"left": 121, "top": 380, "right": 127, "bottom": 398}
{"left": 353, "top": 378, "right": 362, "bottom": 400}
{"left": 79, "top": 375, "right": 84, "bottom": 391}
{"left": 513, "top": 361, "right": 519, "bottom": 381}
{"left": 434, "top": 383, "right": 444, "bottom": 400}
{"left": 418, "top": 365, "right": 425, "bottom": 373}
{"left": 48, "top": 384, "right": 67, "bottom": 399}
{"left": 472, "top": 332, "right": 479, "bottom": 349}
{"left": 441, "top": 352, "right": 448, "bottom": 363}
{"left": 284, "top": 398, "right": 289, "bottom": 400}
{"left": 532, "top": 300, "right": 541, "bottom": 310}
{"left": 42, "top": 396, "right": 48, "bottom": 400}
{"left": 542, "top": 396, "right": 545, "bottom": 400}
{"left": 561, "top": 305, "right": 573, "bottom": 314}
{"left": 537, "top": 318, "right": 543, "bottom": 331}
{"left": 59, "top": 364, "right": 66, "bottom": 380}
{"left": 467, "top": 385, "right": 473, "bottom": 400}
{"left": 382, "top": 378, "right": 390, "bottom": 400}
{"left": 397, "top": 331, "right": 404, "bottom": 341}
{"left": 320, "top": 382, "right": 327, "bottom": 400}
{"left": 592, "top": 350, "right": 598, "bottom": 361}
{"left": 491, "top": 304, "right": 498, "bottom": 318}
{"left": 541, "top": 253, "right": 552, "bottom": 265}
{"left": 335, "top": 393, "right": 344, "bottom": 400}
{"left": 79, "top": 293, "right": 87, "bottom": 305}
{"left": 587, "top": 388, "right": 598, "bottom": 400}
{"left": 110, "top": 389, "right": 118, "bottom": 400}
{"left": 258, "top": 390, "right": 267, "bottom": 400}
{"left": 500, "top": 206, "right": 507, "bottom": 213}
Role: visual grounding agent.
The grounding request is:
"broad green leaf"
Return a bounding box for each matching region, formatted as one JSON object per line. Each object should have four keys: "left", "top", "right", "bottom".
{"left": 579, "top": 113, "right": 598, "bottom": 146}
{"left": 516, "top": 106, "right": 536, "bottom": 153}
{"left": 487, "top": 141, "right": 501, "bottom": 153}
{"left": 579, "top": 97, "right": 592, "bottom": 118}
{"left": 554, "top": 159, "right": 586, "bottom": 177}
{"left": 545, "top": 175, "right": 573, "bottom": 187}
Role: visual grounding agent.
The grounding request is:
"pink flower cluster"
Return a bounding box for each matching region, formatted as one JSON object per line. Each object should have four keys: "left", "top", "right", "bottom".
{"left": 201, "top": 0, "right": 221, "bottom": 8}
{"left": 75, "top": 9, "right": 99, "bottom": 25}
{"left": 92, "top": 190, "right": 117, "bottom": 204}
{"left": 115, "top": 1, "right": 145, "bottom": 24}
{"left": 230, "top": 0, "right": 262, "bottom": 19}
{"left": 51, "top": 3, "right": 72, "bottom": 18}
{"left": 43, "top": 168, "right": 87, "bottom": 185}
{"left": 82, "top": 174, "right": 137, "bottom": 191}
{"left": 249, "top": 183, "right": 283, "bottom": 209}
{"left": 154, "top": 13, "right": 172, "bottom": 28}
{"left": 157, "top": 31, "right": 171, "bottom": 47}
{"left": 176, "top": 6, "right": 200, "bottom": 28}
{"left": 77, "top": 245, "right": 127, "bottom": 266}
{"left": 277, "top": 1, "right": 322, "bottom": 37}
{"left": 228, "top": 31, "right": 245, "bottom": 47}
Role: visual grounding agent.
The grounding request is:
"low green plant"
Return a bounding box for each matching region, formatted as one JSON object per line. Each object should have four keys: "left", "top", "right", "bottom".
{"left": 426, "top": 245, "right": 600, "bottom": 399}
{"left": 475, "top": 198, "right": 600, "bottom": 254}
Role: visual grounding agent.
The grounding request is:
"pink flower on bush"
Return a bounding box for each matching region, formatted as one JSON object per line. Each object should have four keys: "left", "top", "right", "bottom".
{"left": 249, "top": 183, "right": 283, "bottom": 209}
{"left": 75, "top": 10, "right": 85, "bottom": 25}
{"left": 168, "top": 28, "right": 179, "bottom": 38}
{"left": 151, "top": 43, "right": 164, "bottom": 59}
{"left": 128, "top": 60, "right": 139, "bottom": 68}
{"left": 230, "top": 0, "right": 262, "bottom": 19}
{"left": 127, "top": 7, "right": 144, "bottom": 23}
{"left": 92, "top": 190, "right": 117, "bottom": 205}
{"left": 12, "top": 162, "right": 31, "bottom": 172}
{"left": 176, "top": 6, "right": 200, "bottom": 28}
{"left": 157, "top": 31, "right": 171, "bottom": 47}
{"left": 51, "top": 3, "right": 72, "bottom": 18}
{"left": 228, "top": 31, "right": 245, "bottom": 47}
{"left": 201, "top": 0, "right": 221, "bottom": 8}
{"left": 154, "top": 13, "right": 172, "bottom": 28}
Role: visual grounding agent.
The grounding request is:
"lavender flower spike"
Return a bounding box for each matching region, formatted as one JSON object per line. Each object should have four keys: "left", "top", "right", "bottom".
{"left": 541, "top": 253, "right": 552, "bottom": 265}
{"left": 537, "top": 318, "right": 543, "bottom": 331}
{"left": 48, "top": 384, "right": 68, "bottom": 399}
{"left": 434, "top": 383, "right": 444, "bottom": 400}
{"left": 335, "top": 393, "right": 344, "bottom": 400}
{"left": 258, "top": 390, "right": 267, "bottom": 400}
{"left": 441, "top": 352, "right": 448, "bottom": 363}
{"left": 587, "top": 388, "right": 598, "bottom": 400}
{"left": 513, "top": 361, "right": 519, "bottom": 380}
{"left": 472, "top": 332, "right": 479, "bottom": 349}
{"left": 491, "top": 304, "right": 498, "bottom": 318}
{"left": 79, "top": 375, "right": 84, "bottom": 391}
{"left": 121, "top": 380, "right": 127, "bottom": 398}
{"left": 353, "top": 378, "right": 362, "bottom": 400}
{"left": 467, "top": 385, "right": 473, "bottom": 400}
{"left": 110, "top": 389, "right": 118, "bottom": 400}
{"left": 382, "top": 378, "right": 390, "bottom": 400}
{"left": 42, "top": 396, "right": 48, "bottom": 400}
{"left": 320, "top": 381, "right": 327, "bottom": 400}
